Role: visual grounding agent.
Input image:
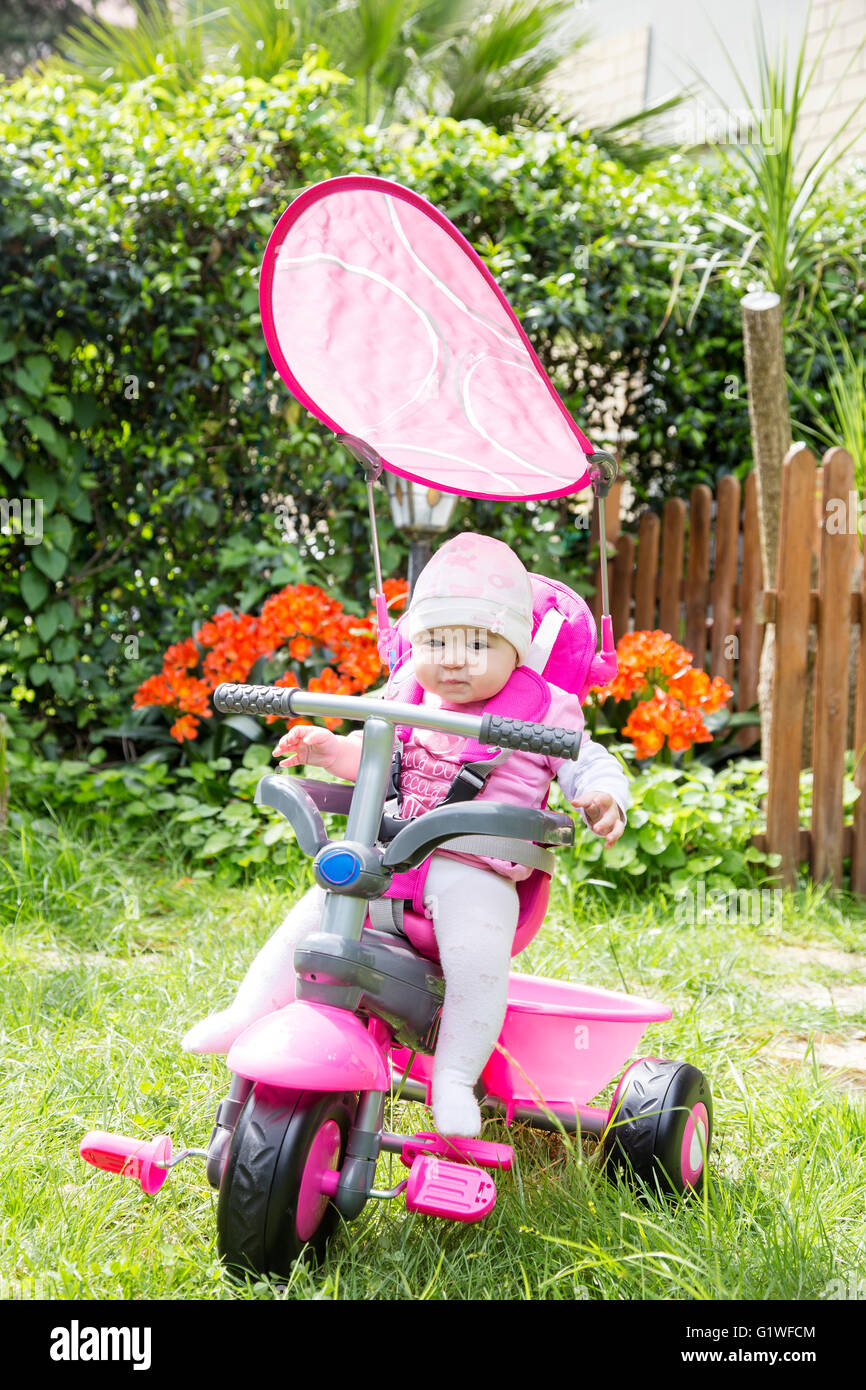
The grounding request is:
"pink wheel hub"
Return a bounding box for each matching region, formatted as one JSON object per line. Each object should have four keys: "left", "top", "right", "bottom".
{"left": 680, "top": 1102, "right": 709, "bottom": 1187}
{"left": 296, "top": 1120, "right": 342, "bottom": 1242}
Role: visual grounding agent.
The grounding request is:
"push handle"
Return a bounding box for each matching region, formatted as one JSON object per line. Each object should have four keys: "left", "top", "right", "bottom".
{"left": 79, "top": 1131, "right": 172, "bottom": 1194}
{"left": 479, "top": 713, "right": 582, "bottom": 760}
{"left": 214, "top": 682, "right": 297, "bottom": 717}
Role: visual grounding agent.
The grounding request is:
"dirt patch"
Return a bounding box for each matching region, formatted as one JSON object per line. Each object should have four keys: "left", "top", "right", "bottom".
{"left": 761, "top": 942, "right": 866, "bottom": 1015}
{"left": 765, "top": 1032, "right": 866, "bottom": 1094}
{"left": 772, "top": 980, "right": 866, "bottom": 1014}
{"left": 768, "top": 944, "right": 866, "bottom": 974}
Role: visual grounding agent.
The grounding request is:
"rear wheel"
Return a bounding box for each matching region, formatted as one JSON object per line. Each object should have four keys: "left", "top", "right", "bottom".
{"left": 602, "top": 1057, "right": 712, "bottom": 1196}
{"left": 217, "top": 1085, "right": 356, "bottom": 1278}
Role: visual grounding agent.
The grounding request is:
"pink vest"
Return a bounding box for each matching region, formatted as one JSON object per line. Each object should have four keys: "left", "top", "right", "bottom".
{"left": 383, "top": 664, "right": 582, "bottom": 906}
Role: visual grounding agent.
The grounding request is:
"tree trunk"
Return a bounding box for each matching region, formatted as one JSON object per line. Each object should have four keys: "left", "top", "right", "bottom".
{"left": 740, "top": 292, "right": 793, "bottom": 760}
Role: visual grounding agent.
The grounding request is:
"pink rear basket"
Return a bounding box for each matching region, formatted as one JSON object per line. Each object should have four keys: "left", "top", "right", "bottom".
{"left": 391, "top": 973, "right": 672, "bottom": 1112}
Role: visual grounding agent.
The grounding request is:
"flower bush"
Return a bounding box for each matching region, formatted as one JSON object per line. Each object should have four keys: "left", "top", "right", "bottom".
{"left": 133, "top": 578, "right": 408, "bottom": 741}
{"left": 588, "top": 630, "right": 733, "bottom": 761}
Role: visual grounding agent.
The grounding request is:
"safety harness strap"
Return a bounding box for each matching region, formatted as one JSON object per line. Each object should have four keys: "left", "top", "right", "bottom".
{"left": 368, "top": 897, "right": 406, "bottom": 933}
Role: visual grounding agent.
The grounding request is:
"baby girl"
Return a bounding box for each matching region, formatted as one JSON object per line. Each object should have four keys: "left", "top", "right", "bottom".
{"left": 184, "top": 534, "right": 630, "bottom": 1137}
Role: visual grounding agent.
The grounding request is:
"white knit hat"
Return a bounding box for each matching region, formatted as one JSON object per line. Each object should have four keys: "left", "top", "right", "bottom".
{"left": 407, "top": 532, "right": 533, "bottom": 664}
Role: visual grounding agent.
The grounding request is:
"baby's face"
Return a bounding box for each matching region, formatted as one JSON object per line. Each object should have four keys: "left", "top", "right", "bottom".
{"left": 411, "top": 626, "right": 518, "bottom": 703}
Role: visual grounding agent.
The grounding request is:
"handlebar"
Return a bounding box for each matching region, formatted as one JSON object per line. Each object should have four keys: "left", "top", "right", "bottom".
{"left": 213, "top": 682, "right": 582, "bottom": 761}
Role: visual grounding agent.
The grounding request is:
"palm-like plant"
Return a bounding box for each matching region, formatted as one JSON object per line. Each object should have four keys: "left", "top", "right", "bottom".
{"left": 60, "top": 0, "right": 225, "bottom": 87}
{"left": 792, "top": 315, "right": 866, "bottom": 495}
{"left": 428, "top": 0, "right": 583, "bottom": 129}
{"left": 688, "top": 3, "right": 866, "bottom": 318}
{"left": 216, "top": 0, "right": 319, "bottom": 84}
{"left": 54, "top": 0, "right": 684, "bottom": 159}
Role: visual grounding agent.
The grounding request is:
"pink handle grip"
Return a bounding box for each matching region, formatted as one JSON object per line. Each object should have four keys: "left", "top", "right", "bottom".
{"left": 375, "top": 592, "right": 397, "bottom": 671}
{"left": 584, "top": 615, "right": 618, "bottom": 691}
{"left": 79, "top": 1130, "right": 172, "bottom": 1194}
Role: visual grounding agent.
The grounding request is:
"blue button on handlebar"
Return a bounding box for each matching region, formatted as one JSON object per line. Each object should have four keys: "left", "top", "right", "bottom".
{"left": 317, "top": 849, "right": 362, "bottom": 886}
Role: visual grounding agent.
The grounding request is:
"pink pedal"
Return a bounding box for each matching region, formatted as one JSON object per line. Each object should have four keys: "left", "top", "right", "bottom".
{"left": 401, "top": 1131, "right": 513, "bottom": 1171}
{"left": 79, "top": 1130, "right": 171, "bottom": 1195}
{"left": 405, "top": 1154, "right": 497, "bottom": 1223}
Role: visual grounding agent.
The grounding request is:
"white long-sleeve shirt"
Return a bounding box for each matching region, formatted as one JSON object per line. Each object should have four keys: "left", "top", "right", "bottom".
{"left": 557, "top": 730, "right": 631, "bottom": 829}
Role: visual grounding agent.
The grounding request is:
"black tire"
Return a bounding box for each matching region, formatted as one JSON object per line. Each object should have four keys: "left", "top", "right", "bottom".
{"left": 217, "top": 1085, "right": 356, "bottom": 1278}
{"left": 602, "top": 1057, "right": 712, "bottom": 1197}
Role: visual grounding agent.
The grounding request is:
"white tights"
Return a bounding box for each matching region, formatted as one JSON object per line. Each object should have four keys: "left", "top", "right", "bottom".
{"left": 182, "top": 855, "right": 519, "bottom": 1137}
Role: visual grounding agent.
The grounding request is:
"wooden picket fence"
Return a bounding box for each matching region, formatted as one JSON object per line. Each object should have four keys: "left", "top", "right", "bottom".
{"left": 588, "top": 468, "right": 764, "bottom": 747}
{"left": 587, "top": 445, "right": 864, "bottom": 890}
{"left": 757, "top": 445, "right": 863, "bottom": 890}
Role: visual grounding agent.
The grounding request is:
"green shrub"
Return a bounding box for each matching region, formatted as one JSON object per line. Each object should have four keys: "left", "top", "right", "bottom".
{"left": 1, "top": 67, "right": 862, "bottom": 754}
{"left": 6, "top": 731, "right": 786, "bottom": 891}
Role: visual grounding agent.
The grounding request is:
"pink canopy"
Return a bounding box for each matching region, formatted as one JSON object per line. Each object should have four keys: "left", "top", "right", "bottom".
{"left": 259, "top": 175, "right": 593, "bottom": 502}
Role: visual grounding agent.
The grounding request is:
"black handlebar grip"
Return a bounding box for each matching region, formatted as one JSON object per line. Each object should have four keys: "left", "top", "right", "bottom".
{"left": 213, "top": 682, "right": 298, "bottom": 717}
{"left": 480, "top": 713, "right": 582, "bottom": 760}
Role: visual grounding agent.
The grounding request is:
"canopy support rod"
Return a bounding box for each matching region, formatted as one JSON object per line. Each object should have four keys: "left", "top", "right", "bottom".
{"left": 336, "top": 433, "right": 395, "bottom": 669}
{"left": 587, "top": 452, "right": 619, "bottom": 621}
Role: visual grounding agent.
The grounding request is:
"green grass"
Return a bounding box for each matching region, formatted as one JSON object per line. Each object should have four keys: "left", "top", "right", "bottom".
{"left": 1, "top": 811, "right": 865, "bottom": 1301}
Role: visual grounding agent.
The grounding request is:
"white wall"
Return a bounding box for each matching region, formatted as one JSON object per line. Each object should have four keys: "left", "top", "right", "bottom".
{"left": 550, "top": 0, "right": 866, "bottom": 165}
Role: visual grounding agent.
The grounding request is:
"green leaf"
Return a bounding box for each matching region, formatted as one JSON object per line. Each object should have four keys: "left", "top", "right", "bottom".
{"left": 224, "top": 714, "right": 266, "bottom": 742}
{"left": 25, "top": 415, "right": 59, "bottom": 448}
{"left": 35, "top": 606, "right": 60, "bottom": 643}
{"left": 48, "top": 395, "right": 74, "bottom": 424}
{"left": 54, "top": 330, "right": 76, "bottom": 362}
{"left": 47, "top": 513, "right": 74, "bottom": 553}
{"left": 24, "top": 462, "right": 59, "bottom": 512}
{"left": 52, "top": 634, "right": 79, "bottom": 662}
{"left": 199, "top": 829, "right": 236, "bottom": 856}
{"left": 637, "top": 825, "right": 667, "bottom": 855}
{"left": 32, "top": 544, "right": 67, "bottom": 582}
{"left": 20, "top": 568, "right": 49, "bottom": 610}
{"left": 14, "top": 368, "right": 43, "bottom": 397}
{"left": 242, "top": 744, "right": 272, "bottom": 768}
{"left": 67, "top": 490, "right": 93, "bottom": 522}
{"left": 48, "top": 665, "right": 75, "bottom": 699}
{"left": 24, "top": 354, "right": 52, "bottom": 391}
{"left": 1, "top": 452, "right": 23, "bottom": 479}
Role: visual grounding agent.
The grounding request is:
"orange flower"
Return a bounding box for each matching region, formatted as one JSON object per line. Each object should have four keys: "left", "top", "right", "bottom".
{"left": 163, "top": 638, "right": 200, "bottom": 672}
{"left": 170, "top": 714, "right": 200, "bottom": 742}
{"left": 133, "top": 673, "right": 174, "bottom": 708}
{"left": 134, "top": 581, "right": 389, "bottom": 742}
{"left": 595, "top": 630, "right": 732, "bottom": 761}
{"left": 289, "top": 635, "right": 314, "bottom": 661}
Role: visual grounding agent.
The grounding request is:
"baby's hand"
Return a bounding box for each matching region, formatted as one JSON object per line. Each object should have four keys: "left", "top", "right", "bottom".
{"left": 273, "top": 725, "right": 340, "bottom": 770}
{"left": 570, "top": 792, "right": 625, "bottom": 848}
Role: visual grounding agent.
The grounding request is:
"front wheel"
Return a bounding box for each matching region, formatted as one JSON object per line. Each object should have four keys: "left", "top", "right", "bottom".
{"left": 602, "top": 1057, "right": 712, "bottom": 1197}
{"left": 217, "top": 1085, "right": 356, "bottom": 1279}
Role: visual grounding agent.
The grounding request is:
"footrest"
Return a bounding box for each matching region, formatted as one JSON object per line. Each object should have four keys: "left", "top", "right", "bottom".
{"left": 405, "top": 1154, "right": 497, "bottom": 1223}
{"left": 401, "top": 1131, "right": 513, "bottom": 1171}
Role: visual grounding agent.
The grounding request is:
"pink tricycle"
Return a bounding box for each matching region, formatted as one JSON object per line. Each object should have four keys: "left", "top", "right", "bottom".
{"left": 81, "top": 672, "right": 712, "bottom": 1276}
{"left": 79, "top": 174, "right": 712, "bottom": 1276}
